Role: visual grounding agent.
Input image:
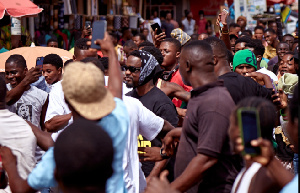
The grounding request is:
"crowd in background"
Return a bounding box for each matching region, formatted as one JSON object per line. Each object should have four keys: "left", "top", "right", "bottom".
{"left": 0, "top": 7, "right": 299, "bottom": 193}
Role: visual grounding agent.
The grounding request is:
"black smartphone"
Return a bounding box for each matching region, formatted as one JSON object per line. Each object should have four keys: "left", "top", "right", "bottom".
{"left": 36, "top": 57, "right": 44, "bottom": 67}
{"left": 91, "top": 20, "right": 107, "bottom": 50}
{"left": 85, "top": 21, "right": 91, "bottom": 28}
{"left": 237, "top": 108, "right": 261, "bottom": 156}
{"left": 151, "top": 23, "right": 162, "bottom": 34}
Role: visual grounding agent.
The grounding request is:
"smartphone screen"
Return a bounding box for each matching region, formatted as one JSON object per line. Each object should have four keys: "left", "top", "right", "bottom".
{"left": 238, "top": 109, "right": 261, "bottom": 155}
{"left": 85, "top": 21, "right": 91, "bottom": 28}
{"left": 151, "top": 23, "right": 162, "bottom": 34}
{"left": 36, "top": 57, "right": 44, "bottom": 67}
{"left": 91, "top": 20, "right": 107, "bottom": 50}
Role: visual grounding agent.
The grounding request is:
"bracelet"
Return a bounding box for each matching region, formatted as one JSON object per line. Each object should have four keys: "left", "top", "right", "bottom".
{"left": 222, "top": 30, "right": 229, "bottom": 34}
{"left": 160, "top": 148, "right": 170, "bottom": 159}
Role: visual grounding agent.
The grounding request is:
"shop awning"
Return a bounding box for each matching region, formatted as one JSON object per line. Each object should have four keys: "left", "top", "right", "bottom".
{"left": 0, "top": 0, "right": 43, "bottom": 19}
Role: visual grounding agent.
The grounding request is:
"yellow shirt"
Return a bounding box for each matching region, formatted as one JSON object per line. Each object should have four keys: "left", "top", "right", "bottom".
{"left": 263, "top": 45, "right": 277, "bottom": 59}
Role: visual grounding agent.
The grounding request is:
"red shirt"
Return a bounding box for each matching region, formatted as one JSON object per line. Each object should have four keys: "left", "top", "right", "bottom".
{"left": 170, "top": 69, "right": 192, "bottom": 107}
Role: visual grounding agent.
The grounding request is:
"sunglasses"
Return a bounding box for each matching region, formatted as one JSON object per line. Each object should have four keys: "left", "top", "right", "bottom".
{"left": 122, "top": 66, "right": 142, "bottom": 73}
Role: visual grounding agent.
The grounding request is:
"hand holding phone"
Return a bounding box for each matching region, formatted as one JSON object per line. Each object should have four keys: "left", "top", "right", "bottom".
{"left": 219, "top": 9, "right": 229, "bottom": 28}
{"left": 91, "top": 20, "right": 107, "bottom": 50}
{"left": 36, "top": 57, "right": 44, "bottom": 67}
{"left": 151, "top": 23, "right": 163, "bottom": 35}
{"left": 237, "top": 108, "right": 261, "bottom": 156}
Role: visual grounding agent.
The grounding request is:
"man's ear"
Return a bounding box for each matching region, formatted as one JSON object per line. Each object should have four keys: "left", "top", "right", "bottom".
{"left": 257, "top": 55, "right": 262, "bottom": 62}
{"left": 213, "top": 55, "right": 218, "bottom": 66}
{"left": 58, "top": 67, "right": 62, "bottom": 74}
{"left": 186, "top": 60, "right": 191, "bottom": 72}
{"left": 176, "top": 51, "right": 181, "bottom": 59}
{"left": 23, "top": 67, "right": 28, "bottom": 76}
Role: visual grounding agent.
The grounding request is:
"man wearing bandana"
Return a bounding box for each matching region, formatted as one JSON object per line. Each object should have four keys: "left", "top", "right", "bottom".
{"left": 125, "top": 50, "right": 178, "bottom": 182}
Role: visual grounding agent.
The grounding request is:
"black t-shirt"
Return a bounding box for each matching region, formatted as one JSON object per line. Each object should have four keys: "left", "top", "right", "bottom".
{"left": 175, "top": 81, "right": 243, "bottom": 193}
{"left": 218, "top": 72, "right": 272, "bottom": 104}
{"left": 126, "top": 86, "right": 178, "bottom": 177}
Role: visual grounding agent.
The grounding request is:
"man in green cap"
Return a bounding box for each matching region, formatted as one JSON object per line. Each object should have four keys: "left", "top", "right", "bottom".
{"left": 233, "top": 49, "right": 257, "bottom": 76}
{"left": 233, "top": 49, "right": 274, "bottom": 89}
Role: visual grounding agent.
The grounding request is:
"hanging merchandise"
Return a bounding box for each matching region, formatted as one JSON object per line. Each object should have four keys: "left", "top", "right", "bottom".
{"left": 114, "top": 15, "right": 122, "bottom": 30}
{"left": 129, "top": 15, "right": 138, "bottom": 29}
{"left": 11, "top": 17, "right": 21, "bottom": 35}
{"left": 58, "top": 2, "right": 65, "bottom": 30}
{"left": 74, "top": 14, "right": 83, "bottom": 30}
{"left": 121, "top": 15, "right": 129, "bottom": 28}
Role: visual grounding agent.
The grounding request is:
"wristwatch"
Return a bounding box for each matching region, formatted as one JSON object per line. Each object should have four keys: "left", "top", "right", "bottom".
{"left": 160, "top": 148, "right": 170, "bottom": 159}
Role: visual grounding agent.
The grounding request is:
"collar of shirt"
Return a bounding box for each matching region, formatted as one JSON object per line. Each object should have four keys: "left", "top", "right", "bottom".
{"left": 191, "top": 80, "right": 224, "bottom": 98}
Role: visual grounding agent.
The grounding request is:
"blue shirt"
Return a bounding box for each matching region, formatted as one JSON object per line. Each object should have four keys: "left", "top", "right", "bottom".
{"left": 27, "top": 98, "right": 129, "bottom": 193}
{"left": 31, "top": 76, "right": 50, "bottom": 93}
{"left": 280, "top": 174, "right": 298, "bottom": 193}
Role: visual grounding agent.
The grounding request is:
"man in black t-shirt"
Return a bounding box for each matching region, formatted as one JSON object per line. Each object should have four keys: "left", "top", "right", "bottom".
{"left": 204, "top": 37, "right": 272, "bottom": 104}
{"left": 124, "top": 50, "right": 178, "bottom": 180}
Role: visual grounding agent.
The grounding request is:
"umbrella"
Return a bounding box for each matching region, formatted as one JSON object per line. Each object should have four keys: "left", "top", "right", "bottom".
{"left": 0, "top": 0, "right": 43, "bottom": 19}
{"left": 0, "top": 46, "right": 73, "bottom": 72}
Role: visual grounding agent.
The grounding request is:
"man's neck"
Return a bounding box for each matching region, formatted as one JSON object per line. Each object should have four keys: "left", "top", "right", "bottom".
{"left": 215, "top": 60, "right": 231, "bottom": 77}
{"left": 190, "top": 73, "right": 217, "bottom": 89}
{"left": 257, "top": 61, "right": 261, "bottom": 70}
{"left": 135, "top": 81, "right": 154, "bottom": 96}
{"left": 164, "top": 63, "right": 177, "bottom": 72}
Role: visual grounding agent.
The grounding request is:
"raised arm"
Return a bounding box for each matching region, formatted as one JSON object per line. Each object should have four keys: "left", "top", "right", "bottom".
{"left": 26, "top": 121, "right": 54, "bottom": 151}
{"left": 94, "top": 33, "right": 123, "bottom": 99}
{"left": 216, "top": 13, "right": 231, "bottom": 51}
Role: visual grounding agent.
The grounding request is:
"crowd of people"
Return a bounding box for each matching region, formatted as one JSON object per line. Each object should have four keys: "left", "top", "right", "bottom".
{"left": 0, "top": 9, "right": 298, "bottom": 193}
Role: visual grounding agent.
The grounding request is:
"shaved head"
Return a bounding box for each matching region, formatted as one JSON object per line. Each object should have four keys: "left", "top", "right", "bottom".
{"left": 179, "top": 40, "right": 216, "bottom": 86}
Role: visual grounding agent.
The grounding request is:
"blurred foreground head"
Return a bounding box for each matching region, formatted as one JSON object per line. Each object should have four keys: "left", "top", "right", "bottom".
{"left": 54, "top": 118, "right": 114, "bottom": 193}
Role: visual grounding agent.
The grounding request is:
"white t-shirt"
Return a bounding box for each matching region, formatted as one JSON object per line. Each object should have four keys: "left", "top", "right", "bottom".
{"left": 257, "top": 67, "right": 278, "bottom": 82}
{"left": 6, "top": 84, "right": 48, "bottom": 129}
{"left": 153, "top": 17, "right": 161, "bottom": 27}
{"left": 104, "top": 76, "right": 132, "bottom": 96}
{"left": 182, "top": 18, "right": 195, "bottom": 36}
{"left": 123, "top": 96, "right": 164, "bottom": 193}
{"left": 45, "top": 80, "right": 73, "bottom": 141}
{"left": 0, "top": 109, "right": 37, "bottom": 193}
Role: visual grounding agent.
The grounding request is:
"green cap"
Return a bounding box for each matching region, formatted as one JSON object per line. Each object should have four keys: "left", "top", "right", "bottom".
{"left": 233, "top": 49, "right": 257, "bottom": 71}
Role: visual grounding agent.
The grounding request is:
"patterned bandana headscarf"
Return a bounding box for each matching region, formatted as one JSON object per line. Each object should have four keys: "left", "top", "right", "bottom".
{"left": 138, "top": 50, "right": 163, "bottom": 86}
{"left": 171, "top": 28, "right": 191, "bottom": 46}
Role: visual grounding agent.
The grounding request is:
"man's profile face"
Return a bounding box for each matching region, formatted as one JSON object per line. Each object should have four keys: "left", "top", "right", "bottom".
{"left": 160, "top": 42, "right": 178, "bottom": 69}
{"left": 179, "top": 50, "right": 190, "bottom": 86}
{"left": 42, "top": 64, "right": 62, "bottom": 85}
{"left": 124, "top": 55, "right": 141, "bottom": 88}
{"left": 234, "top": 64, "right": 256, "bottom": 76}
{"left": 132, "top": 36, "right": 143, "bottom": 47}
{"left": 283, "top": 36, "right": 294, "bottom": 51}
{"left": 234, "top": 42, "right": 246, "bottom": 53}
{"left": 264, "top": 31, "right": 276, "bottom": 46}
{"left": 47, "top": 41, "right": 58, "bottom": 48}
{"left": 5, "top": 62, "right": 27, "bottom": 88}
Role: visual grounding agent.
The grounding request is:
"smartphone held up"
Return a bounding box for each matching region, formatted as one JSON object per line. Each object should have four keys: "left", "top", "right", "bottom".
{"left": 91, "top": 20, "right": 107, "bottom": 50}
{"left": 237, "top": 108, "right": 261, "bottom": 156}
